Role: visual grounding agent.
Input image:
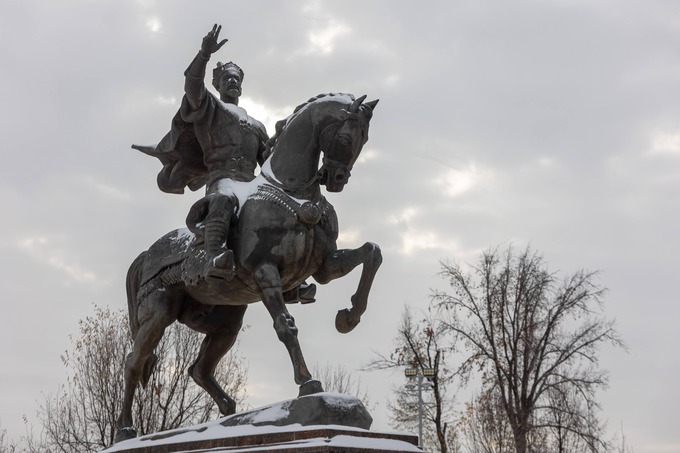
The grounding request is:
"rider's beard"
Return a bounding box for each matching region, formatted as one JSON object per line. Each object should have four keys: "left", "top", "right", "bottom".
{"left": 226, "top": 87, "right": 241, "bottom": 98}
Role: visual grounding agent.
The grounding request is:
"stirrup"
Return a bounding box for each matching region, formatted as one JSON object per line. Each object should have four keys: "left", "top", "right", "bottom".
{"left": 299, "top": 283, "right": 316, "bottom": 304}
{"left": 283, "top": 283, "right": 317, "bottom": 304}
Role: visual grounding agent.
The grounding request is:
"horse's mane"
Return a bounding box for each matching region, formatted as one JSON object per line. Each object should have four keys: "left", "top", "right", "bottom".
{"left": 291, "top": 92, "right": 354, "bottom": 115}
{"left": 264, "top": 93, "right": 354, "bottom": 157}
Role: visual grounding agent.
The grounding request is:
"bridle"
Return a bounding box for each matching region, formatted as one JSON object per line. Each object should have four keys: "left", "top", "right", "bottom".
{"left": 262, "top": 96, "right": 371, "bottom": 196}
{"left": 262, "top": 118, "right": 356, "bottom": 195}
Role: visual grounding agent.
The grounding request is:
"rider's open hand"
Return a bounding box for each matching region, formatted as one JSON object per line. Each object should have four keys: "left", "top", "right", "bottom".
{"left": 201, "top": 24, "right": 228, "bottom": 54}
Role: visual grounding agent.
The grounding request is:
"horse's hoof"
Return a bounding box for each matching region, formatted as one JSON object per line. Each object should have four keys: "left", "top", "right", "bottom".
{"left": 115, "top": 427, "right": 137, "bottom": 443}
{"left": 218, "top": 396, "right": 237, "bottom": 416}
{"left": 335, "top": 308, "right": 359, "bottom": 334}
{"left": 298, "top": 379, "right": 324, "bottom": 396}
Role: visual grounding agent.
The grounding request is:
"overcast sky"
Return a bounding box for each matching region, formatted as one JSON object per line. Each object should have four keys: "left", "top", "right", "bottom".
{"left": 1, "top": 1, "right": 679, "bottom": 451}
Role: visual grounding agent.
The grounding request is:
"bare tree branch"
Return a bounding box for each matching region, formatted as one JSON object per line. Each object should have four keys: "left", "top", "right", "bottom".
{"left": 437, "top": 245, "right": 624, "bottom": 453}
{"left": 25, "top": 305, "right": 248, "bottom": 452}
{"left": 365, "top": 306, "right": 458, "bottom": 453}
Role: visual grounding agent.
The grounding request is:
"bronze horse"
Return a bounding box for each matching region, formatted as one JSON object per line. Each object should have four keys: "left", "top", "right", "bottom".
{"left": 115, "top": 93, "right": 380, "bottom": 441}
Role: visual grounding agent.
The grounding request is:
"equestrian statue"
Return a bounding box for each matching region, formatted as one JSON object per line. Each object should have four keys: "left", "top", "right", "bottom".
{"left": 115, "top": 24, "right": 380, "bottom": 442}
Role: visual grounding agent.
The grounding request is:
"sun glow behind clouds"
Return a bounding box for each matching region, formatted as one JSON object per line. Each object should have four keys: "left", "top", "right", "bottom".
{"left": 398, "top": 229, "right": 463, "bottom": 256}
{"left": 651, "top": 132, "right": 680, "bottom": 155}
{"left": 305, "top": 22, "right": 351, "bottom": 55}
{"left": 389, "top": 207, "right": 461, "bottom": 256}
{"left": 357, "top": 148, "right": 379, "bottom": 164}
{"left": 337, "top": 228, "right": 360, "bottom": 248}
{"left": 240, "top": 97, "right": 294, "bottom": 136}
{"left": 390, "top": 207, "right": 418, "bottom": 226}
{"left": 434, "top": 163, "right": 492, "bottom": 198}
{"left": 300, "top": 1, "right": 351, "bottom": 55}
{"left": 145, "top": 17, "right": 162, "bottom": 33}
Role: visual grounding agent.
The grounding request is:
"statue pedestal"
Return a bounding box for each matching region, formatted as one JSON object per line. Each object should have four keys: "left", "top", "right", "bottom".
{"left": 105, "top": 393, "right": 421, "bottom": 452}
{"left": 107, "top": 426, "right": 420, "bottom": 452}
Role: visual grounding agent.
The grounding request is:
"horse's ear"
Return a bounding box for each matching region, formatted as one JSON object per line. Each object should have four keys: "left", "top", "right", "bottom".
{"left": 364, "top": 99, "right": 379, "bottom": 111}
{"left": 350, "top": 95, "right": 367, "bottom": 112}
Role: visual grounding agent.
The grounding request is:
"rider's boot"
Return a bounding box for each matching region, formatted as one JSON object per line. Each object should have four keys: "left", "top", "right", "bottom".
{"left": 283, "top": 281, "right": 317, "bottom": 304}
{"left": 298, "top": 281, "right": 317, "bottom": 303}
{"left": 203, "top": 218, "right": 235, "bottom": 281}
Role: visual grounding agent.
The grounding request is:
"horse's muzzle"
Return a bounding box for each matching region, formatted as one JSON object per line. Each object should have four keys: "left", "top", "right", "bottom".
{"left": 319, "top": 163, "right": 351, "bottom": 192}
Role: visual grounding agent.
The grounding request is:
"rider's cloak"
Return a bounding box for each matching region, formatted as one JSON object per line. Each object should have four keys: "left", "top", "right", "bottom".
{"left": 131, "top": 96, "right": 210, "bottom": 194}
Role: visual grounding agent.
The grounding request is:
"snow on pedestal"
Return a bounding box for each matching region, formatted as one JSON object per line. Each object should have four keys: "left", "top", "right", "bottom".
{"left": 104, "top": 393, "right": 421, "bottom": 453}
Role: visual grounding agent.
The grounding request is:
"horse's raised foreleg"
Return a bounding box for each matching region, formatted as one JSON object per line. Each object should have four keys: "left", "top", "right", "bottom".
{"left": 254, "top": 263, "right": 323, "bottom": 395}
{"left": 115, "top": 291, "right": 180, "bottom": 443}
{"left": 187, "top": 304, "right": 247, "bottom": 416}
{"left": 313, "top": 242, "right": 382, "bottom": 334}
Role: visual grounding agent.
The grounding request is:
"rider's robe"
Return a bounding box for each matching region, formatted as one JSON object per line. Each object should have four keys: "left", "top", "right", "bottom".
{"left": 133, "top": 92, "right": 267, "bottom": 195}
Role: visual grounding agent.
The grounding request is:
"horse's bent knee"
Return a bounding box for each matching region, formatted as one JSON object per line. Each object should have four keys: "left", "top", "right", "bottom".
{"left": 274, "top": 314, "right": 298, "bottom": 341}
{"left": 364, "top": 242, "right": 382, "bottom": 263}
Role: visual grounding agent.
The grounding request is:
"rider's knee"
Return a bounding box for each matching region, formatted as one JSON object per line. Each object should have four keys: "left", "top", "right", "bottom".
{"left": 208, "top": 193, "right": 238, "bottom": 215}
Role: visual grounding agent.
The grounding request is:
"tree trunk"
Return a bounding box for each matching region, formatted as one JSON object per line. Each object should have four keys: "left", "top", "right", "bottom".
{"left": 513, "top": 431, "right": 527, "bottom": 453}
{"left": 512, "top": 418, "right": 528, "bottom": 453}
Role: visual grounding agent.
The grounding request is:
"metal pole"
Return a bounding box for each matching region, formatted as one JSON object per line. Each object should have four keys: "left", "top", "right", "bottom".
{"left": 417, "top": 372, "right": 423, "bottom": 449}
{"left": 405, "top": 367, "right": 433, "bottom": 451}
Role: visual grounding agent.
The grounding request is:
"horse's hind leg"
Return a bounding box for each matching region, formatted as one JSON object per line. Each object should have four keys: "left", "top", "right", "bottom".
{"left": 187, "top": 304, "right": 247, "bottom": 416}
{"left": 115, "top": 291, "right": 181, "bottom": 442}
{"left": 253, "top": 263, "right": 322, "bottom": 395}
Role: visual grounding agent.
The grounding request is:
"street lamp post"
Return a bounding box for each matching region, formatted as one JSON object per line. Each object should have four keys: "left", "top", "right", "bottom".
{"left": 405, "top": 367, "right": 435, "bottom": 450}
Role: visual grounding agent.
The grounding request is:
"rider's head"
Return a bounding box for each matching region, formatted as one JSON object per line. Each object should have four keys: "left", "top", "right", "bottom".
{"left": 212, "top": 62, "right": 244, "bottom": 104}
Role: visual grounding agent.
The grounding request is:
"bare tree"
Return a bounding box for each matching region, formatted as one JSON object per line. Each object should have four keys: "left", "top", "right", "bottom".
{"left": 610, "top": 423, "right": 635, "bottom": 453}
{"left": 434, "top": 246, "right": 624, "bottom": 453}
{"left": 366, "top": 306, "right": 457, "bottom": 453}
{"left": 0, "top": 423, "right": 18, "bottom": 453}
{"left": 30, "top": 305, "right": 247, "bottom": 452}
{"left": 458, "top": 383, "right": 514, "bottom": 453}
{"left": 540, "top": 384, "right": 605, "bottom": 452}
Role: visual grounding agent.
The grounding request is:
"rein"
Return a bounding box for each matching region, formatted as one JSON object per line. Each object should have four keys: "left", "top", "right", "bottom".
{"left": 262, "top": 155, "right": 351, "bottom": 197}
{"left": 262, "top": 119, "right": 352, "bottom": 196}
{"left": 261, "top": 96, "right": 366, "bottom": 195}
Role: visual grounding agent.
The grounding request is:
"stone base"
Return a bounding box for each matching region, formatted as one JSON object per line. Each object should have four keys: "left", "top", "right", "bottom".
{"left": 221, "top": 391, "right": 373, "bottom": 429}
{"left": 105, "top": 393, "right": 421, "bottom": 453}
{"left": 107, "top": 426, "right": 420, "bottom": 452}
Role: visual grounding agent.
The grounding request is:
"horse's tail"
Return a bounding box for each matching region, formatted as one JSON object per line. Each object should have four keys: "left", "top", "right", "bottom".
{"left": 126, "top": 252, "right": 146, "bottom": 338}
{"left": 126, "top": 251, "right": 158, "bottom": 388}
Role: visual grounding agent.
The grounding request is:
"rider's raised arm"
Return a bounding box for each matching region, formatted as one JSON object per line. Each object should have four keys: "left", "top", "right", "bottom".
{"left": 184, "top": 24, "right": 228, "bottom": 110}
{"left": 183, "top": 50, "right": 210, "bottom": 109}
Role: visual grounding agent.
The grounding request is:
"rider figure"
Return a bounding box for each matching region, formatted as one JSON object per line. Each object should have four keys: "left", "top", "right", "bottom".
{"left": 134, "top": 25, "right": 316, "bottom": 300}
{"left": 182, "top": 25, "right": 267, "bottom": 281}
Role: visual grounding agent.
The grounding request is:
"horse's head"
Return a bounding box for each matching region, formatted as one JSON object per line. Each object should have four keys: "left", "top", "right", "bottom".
{"left": 318, "top": 95, "right": 379, "bottom": 192}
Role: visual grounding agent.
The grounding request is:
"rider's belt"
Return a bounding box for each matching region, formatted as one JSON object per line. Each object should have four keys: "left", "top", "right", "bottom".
{"left": 205, "top": 159, "right": 256, "bottom": 190}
